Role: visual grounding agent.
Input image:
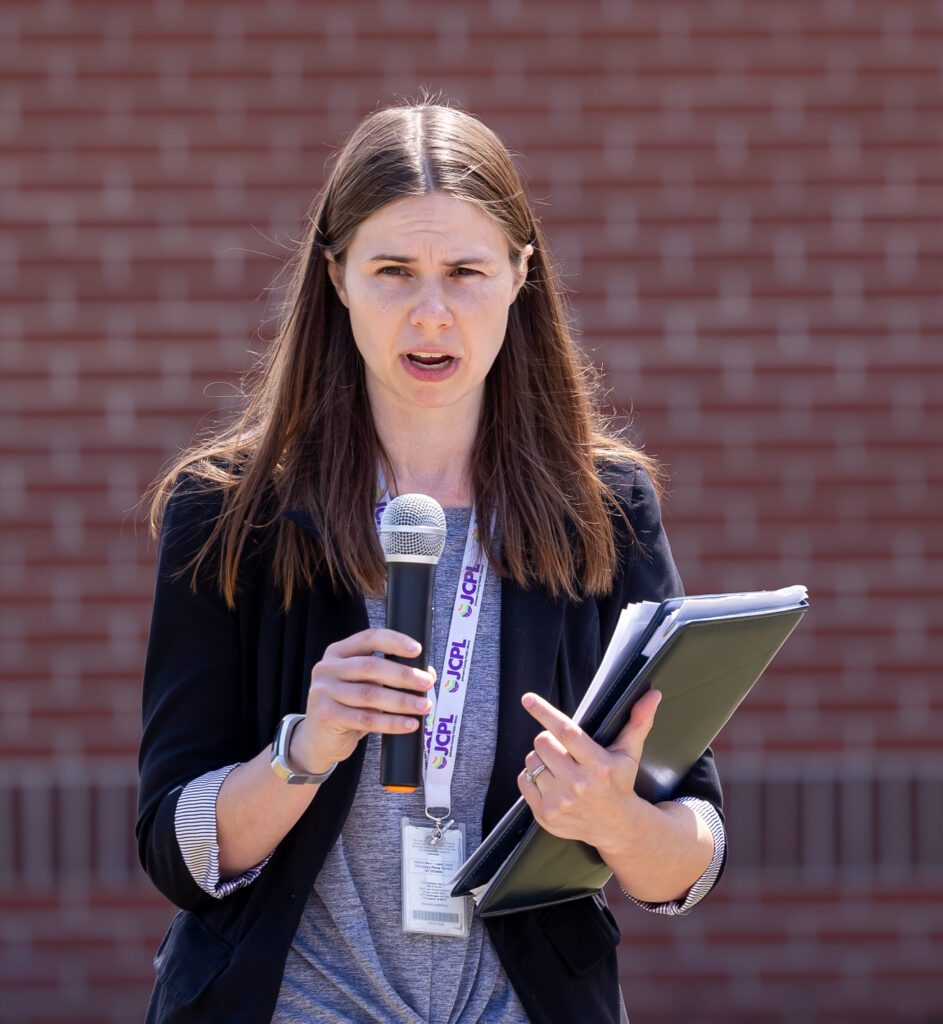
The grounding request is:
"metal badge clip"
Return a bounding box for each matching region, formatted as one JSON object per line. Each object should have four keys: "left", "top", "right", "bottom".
{"left": 425, "top": 807, "right": 454, "bottom": 845}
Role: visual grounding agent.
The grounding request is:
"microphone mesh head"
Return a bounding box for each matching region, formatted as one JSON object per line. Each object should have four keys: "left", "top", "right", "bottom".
{"left": 379, "top": 494, "right": 447, "bottom": 561}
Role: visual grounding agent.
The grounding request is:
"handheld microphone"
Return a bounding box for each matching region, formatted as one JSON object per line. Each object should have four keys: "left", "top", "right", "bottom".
{"left": 378, "top": 494, "right": 447, "bottom": 792}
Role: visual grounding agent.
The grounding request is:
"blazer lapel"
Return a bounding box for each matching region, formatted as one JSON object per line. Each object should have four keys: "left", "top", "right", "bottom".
{"left": 481, "top": 575, "right": 567, "bottom": 833}
{"left": 282, "top": 506, "right": 371, "bottom": 686}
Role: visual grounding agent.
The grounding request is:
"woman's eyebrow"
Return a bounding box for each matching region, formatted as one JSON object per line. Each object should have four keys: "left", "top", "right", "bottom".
{"left": 365, "top": 253, "right": 497, "bottom": 267}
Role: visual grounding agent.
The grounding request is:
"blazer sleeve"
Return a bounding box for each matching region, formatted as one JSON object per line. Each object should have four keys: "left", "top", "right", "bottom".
{"left": 135, "top": 475, "right": 257, "bottom": 913}
{"left": 600, "top": 461, "right": 728, "bottom": 892}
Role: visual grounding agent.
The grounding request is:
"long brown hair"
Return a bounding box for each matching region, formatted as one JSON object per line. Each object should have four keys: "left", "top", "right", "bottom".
{"left": 145, "top": 94, "right": 665, "bottom": 611}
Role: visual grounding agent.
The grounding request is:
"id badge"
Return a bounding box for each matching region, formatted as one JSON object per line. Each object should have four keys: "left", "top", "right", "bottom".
{"left": 401, "top": 817, "right": 470, "bottom": 938}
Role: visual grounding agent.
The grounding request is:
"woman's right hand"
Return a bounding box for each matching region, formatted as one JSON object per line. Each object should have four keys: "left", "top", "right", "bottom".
{"left": 288, "top": 628, "right": 436, "bottom": 776}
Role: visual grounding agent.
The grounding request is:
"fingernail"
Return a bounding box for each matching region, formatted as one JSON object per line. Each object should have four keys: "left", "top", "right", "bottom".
{"left": 522, "top": 693, "right": 535, "bottom": 708}
{"left": 409, "top": 640, "right": 421, "bottom": 653}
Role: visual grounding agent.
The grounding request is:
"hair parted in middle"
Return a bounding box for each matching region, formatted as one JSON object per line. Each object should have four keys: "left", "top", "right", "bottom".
{"left": 146, "top": 90, "right": 663, "bottom": 612}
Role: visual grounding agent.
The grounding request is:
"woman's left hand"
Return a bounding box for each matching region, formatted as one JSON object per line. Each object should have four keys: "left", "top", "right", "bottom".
{"left": 516, "top": 688, "right": 662, "bottom": 852}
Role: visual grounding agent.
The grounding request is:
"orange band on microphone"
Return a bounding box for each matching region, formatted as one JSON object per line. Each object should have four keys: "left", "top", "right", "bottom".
{"left": 383, "top": 784, "right": 418, "bottom": 793}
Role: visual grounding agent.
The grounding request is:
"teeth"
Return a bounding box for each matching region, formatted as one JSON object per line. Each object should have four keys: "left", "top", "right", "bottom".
{"left": 410, "top": 352, "right": 450, "bottom": 359}
{"left": 407, "top": 353, "right": 453, "bottom": 368}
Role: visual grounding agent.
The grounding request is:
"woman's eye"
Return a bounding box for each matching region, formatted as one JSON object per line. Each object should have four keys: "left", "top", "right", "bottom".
{"left": 377, "top": 266, "right": 479, "bottom": 278}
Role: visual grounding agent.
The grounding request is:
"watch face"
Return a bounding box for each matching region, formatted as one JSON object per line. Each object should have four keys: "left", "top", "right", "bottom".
{"left": 270, "top": 716, "right": 295, "bottom": 777}
{"left": 271, "top": 714, "right": 324, "bottom": 783}
{"left": 275, "top": 714, "right": 300, "bottom": 754}
{"left": 267, "top": 712, "right": 338, "bottom": 784}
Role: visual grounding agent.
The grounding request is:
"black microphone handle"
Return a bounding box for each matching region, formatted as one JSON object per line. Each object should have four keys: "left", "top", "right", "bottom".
{"left": 380, "top": 560, "right": 436, "bottom": 792}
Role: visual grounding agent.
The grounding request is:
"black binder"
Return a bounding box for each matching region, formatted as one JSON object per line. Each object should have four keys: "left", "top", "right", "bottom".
{"left": 450, "top": 594, "right": 808, "bottom": 917}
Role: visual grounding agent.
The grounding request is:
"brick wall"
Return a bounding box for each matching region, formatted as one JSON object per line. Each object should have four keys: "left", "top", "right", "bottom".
{"left": 1, "top": 2, "right": 940, "bottom": 1022}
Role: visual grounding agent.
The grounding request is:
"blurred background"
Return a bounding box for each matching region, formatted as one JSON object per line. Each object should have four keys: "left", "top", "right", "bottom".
{"left": 1, "top": 2, "right": 940, "bottom": 1022}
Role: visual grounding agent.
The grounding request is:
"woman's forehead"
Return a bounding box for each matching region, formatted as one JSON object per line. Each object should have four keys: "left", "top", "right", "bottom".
{"left": 350, "top": 193, "right": 509, "bottom": 255}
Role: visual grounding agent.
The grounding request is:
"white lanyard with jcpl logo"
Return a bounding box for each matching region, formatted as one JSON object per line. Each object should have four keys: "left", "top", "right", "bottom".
{"left": 375, "top": 473, "right": 493, "bottom": 937}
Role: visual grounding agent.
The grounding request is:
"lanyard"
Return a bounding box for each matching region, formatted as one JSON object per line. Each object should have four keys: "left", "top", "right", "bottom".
{"left": 374, "top": 471, "right": 493, "bottom": 838}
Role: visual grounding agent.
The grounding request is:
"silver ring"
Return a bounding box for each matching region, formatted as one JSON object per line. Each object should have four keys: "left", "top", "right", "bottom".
{"left": 525, "top": 763, "right": 548, "bottom": 784}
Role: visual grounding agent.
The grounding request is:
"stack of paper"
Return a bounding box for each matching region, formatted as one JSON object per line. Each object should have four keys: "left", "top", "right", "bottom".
{"left": 450, "top": 585, "right": 810, "bottom": 917}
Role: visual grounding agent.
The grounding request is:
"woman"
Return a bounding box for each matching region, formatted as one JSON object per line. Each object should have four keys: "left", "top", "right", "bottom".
{"left": 136, "top": 98, "right": 726, "bottom": 1024}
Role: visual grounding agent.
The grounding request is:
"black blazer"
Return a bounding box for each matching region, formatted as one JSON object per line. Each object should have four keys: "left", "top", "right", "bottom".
{"left": 135, "top": 460, "right": 726, "bottom": 1024}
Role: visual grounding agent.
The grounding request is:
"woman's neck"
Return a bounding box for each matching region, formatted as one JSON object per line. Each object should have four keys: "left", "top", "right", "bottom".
{"left": 370, "top": 388, "right": 479, "bottom": 508}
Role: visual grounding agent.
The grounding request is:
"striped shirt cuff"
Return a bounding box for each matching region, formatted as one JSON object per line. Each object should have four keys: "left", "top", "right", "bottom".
{"left": 174, "top": 762, "right": 274, "bottom": 899}
{"left": 622, "top": 796, "right": 726, "bottom": 916}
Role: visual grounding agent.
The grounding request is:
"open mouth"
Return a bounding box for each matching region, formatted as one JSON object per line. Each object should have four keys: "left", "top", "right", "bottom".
{"left": 406, "top": 353, "right": 455, "bottom": 369}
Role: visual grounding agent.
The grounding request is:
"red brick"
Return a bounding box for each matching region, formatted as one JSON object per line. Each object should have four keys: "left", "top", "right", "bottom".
{"left": 3, "top": 2, "right": 941, "bottom": 1021}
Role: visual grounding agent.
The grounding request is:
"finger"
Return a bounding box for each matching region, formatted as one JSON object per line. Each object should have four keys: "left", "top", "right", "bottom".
{"left": 329, "top": 680, "right": 433, "bottom": 718}
{"left": 608, "top": 689, "right": 662, "bottom": 762}
{"left": 314, "top": 655, "right": 434, "bottom": 692}
{"left": 517, "top": 766, "right": 545, "bottom": 803}
{"left": 532, "top": 732, "right": 577, "bottom": 778}
{"left": 325, "top": 628, "right": 423, "bottom": 661}
{"left": 331, "top": 703, "right": 423, "bottom": 736}
{"left": 520, "top": 693, "right": 603, "bottom": 767}
{"left": 523, "top": 751, "right": 552, "bottom": 783}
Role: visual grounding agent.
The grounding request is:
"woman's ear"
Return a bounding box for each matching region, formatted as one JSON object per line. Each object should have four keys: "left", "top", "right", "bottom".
{"left": 325, "top": 252, "right": 350, "bottom": 308}
{"left": 511, "top": 243, "right": 534, "bottom": 303}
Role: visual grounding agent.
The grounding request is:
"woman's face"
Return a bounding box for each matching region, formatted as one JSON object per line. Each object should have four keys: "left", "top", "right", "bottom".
{"left": 327, "top": 192, "right": 532, "bottom": 416}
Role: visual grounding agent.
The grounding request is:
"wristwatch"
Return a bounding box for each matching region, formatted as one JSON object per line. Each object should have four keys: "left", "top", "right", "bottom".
{"left": 270, "top": 713, "right": 337, "bottom": 785}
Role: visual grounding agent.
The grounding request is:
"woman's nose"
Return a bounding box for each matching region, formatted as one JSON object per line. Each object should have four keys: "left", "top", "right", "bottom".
{"left": 409, "top": 283, "right": 454, "bottom": 331}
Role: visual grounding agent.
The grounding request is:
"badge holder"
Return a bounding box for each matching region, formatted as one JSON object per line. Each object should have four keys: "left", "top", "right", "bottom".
{"left": 401, "top": 814, "right": 470, "bottom": 938}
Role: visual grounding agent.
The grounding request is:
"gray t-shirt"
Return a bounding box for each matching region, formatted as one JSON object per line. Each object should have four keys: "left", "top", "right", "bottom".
{"left": 271, "top": 506, "right": 530, "bottom": 1024}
